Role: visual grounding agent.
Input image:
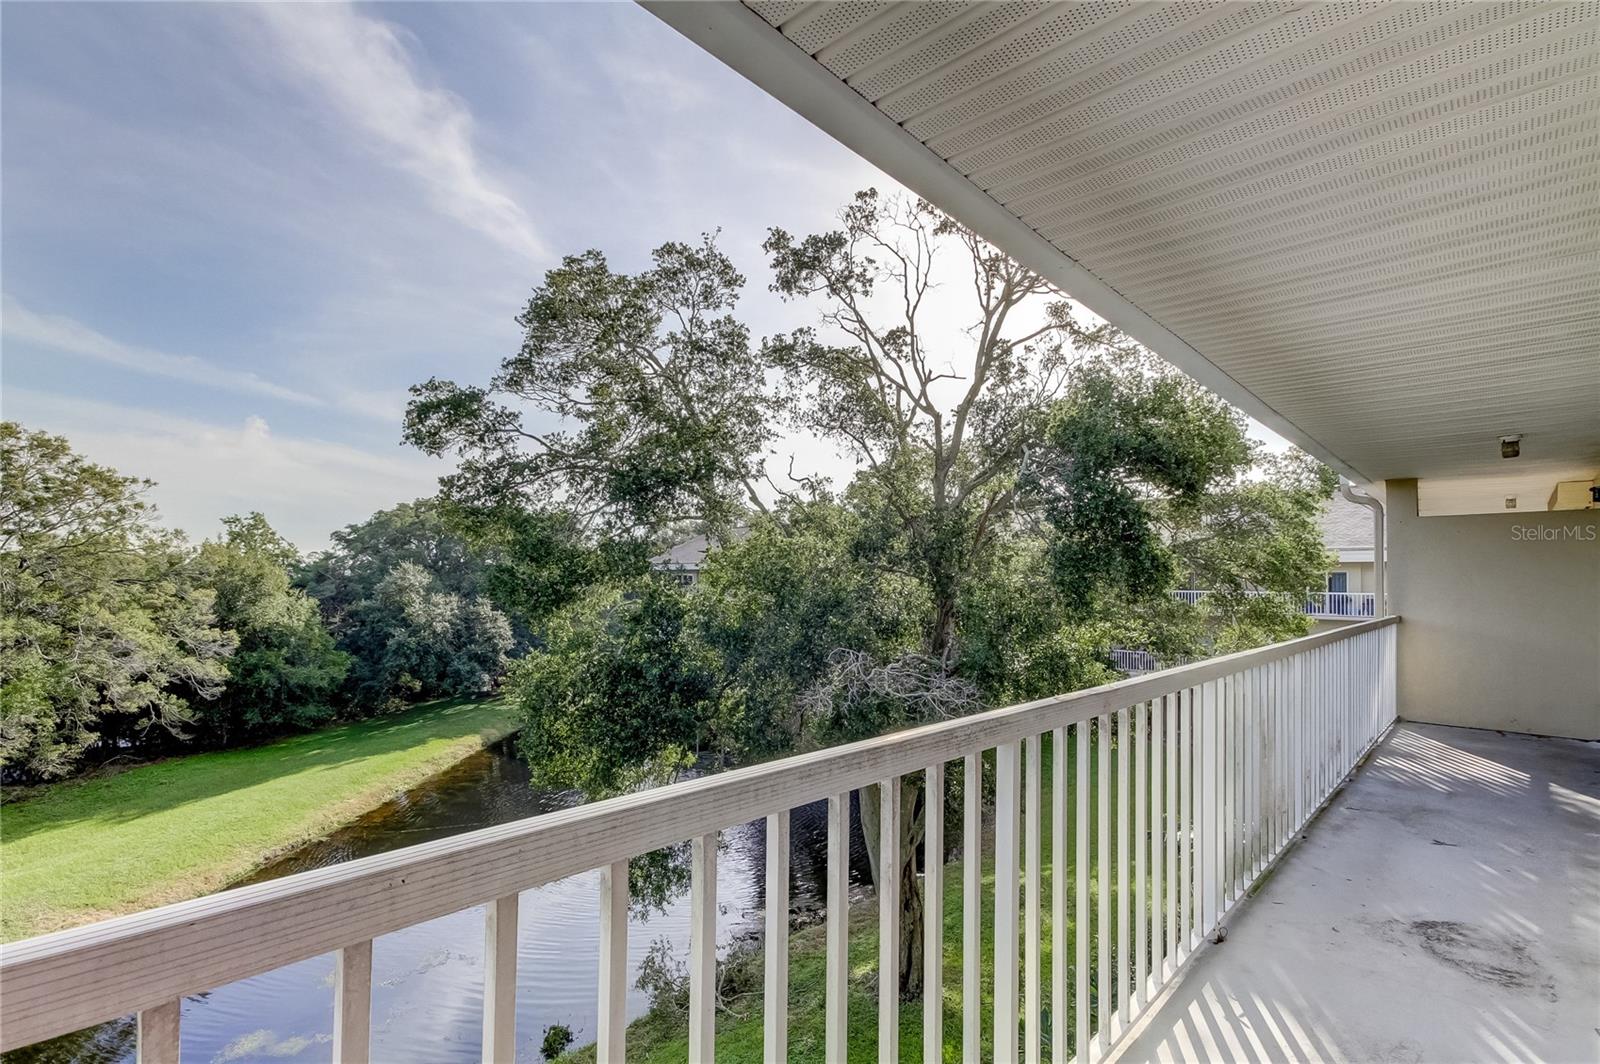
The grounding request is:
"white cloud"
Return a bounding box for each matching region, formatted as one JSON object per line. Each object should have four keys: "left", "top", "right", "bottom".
{"left": 2, "top": 294, "right": 325, "bottom": 407}
{"left": 7, "top": 390, "right": 445, "bottom": 552}
{"left": 246, "top": 3, "right": 546, "bottom": 264}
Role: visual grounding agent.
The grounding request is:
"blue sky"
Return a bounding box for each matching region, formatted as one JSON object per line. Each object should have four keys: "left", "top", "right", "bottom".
{"left": 2, "top": 2, "right": 895, "bottom": 549}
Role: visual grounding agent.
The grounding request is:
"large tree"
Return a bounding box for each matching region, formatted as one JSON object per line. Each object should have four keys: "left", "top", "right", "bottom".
{"left": 403, "top": 191, "right": 1335, "bottom": 995}
{"left": 759, "top": 191, "right": 1103, "bottom": 988}
{"left": 404, "top": 237, "right": 781, "bottom": 535}
{"left": 0, "top": 424, "right": 233, "bottom": 778}
{"left": 1032, "top": 351, "right": 1336, "bottom": 655}
{"left": 300, "top": 501, "right": 517, "bottom": 708}
{"left": 191, "top": 513, "right": 348, "bottom": 745}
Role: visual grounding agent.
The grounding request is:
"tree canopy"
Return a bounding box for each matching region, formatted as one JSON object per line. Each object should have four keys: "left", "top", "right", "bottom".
{"left": 401, "top": 189, "right": 1340, "bottom": 993}
{"left": 191, "top": 514, "right": 348, "bottom": 745}
{"left": 404, "top": 238, "right": 780, "bottom": 534}
{"left": 298, "top": 501, "right": 517, "bottom": 709}
{"left": 1, "top": 423, "right": 233, "bottom": 777}
{"left": 1, "top": 440, "right": 528, "bottom": 780}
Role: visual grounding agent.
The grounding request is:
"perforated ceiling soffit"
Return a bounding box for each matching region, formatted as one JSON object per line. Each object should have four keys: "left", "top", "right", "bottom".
{"left": 647, "top": 1, "right": 1600, "bottom": 489}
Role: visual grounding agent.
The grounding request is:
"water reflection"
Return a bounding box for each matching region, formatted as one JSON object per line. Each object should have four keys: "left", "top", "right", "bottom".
{"left": 9, "top": 740, "right": 871, "bottom": 1064}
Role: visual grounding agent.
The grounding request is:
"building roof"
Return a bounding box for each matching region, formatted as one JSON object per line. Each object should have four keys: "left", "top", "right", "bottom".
{"left": 650, "top": 527, "right": 751, "bottom": 571}
{"left": 1320, "top": 493, "right": 1375, "bottom": 554}
{"left": 650, "top": 533, "right": 714, "bottom": 571}
{"left": 650, "top": 1, "right": 1600, "bottom": 505}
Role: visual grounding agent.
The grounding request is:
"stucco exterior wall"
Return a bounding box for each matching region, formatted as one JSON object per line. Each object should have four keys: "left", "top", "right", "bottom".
{"left": 1328, "top": 561, "right": 1375, "bottom": 594}
{"left": 1386, "top": 479, "right": 1599, "bottom": 739}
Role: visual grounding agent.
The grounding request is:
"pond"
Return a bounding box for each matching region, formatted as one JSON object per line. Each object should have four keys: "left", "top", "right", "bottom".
{"left": 10, "top": 738, "right": 874, "bottom": 1064}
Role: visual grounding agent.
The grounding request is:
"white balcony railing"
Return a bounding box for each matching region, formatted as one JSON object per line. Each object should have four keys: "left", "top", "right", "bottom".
{"left": 1301, "top": 591, "right": 1378, "bottom": 618}
{"left": 1172, "top": 588, "right": 1377, "bottom": 619}
{"left": 1107, "top": 648, "right": 1162, "bottom": 673}
{"left": 0, "top": 617, "right": 1398, "bottom": 1062}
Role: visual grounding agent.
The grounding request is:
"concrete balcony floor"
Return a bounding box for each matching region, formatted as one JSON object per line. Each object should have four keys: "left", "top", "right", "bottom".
{"left": 1114, "top": 723, "right": 1600, "bottom": 1064}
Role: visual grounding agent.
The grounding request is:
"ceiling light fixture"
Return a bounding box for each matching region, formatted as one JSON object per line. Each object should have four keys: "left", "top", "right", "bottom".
{"left": 1500, "top": 434, "right": 1522, "bottom": 459}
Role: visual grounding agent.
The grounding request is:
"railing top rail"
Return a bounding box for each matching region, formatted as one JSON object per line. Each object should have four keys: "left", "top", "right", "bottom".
{"left": 0, "top": 615, "right": 1397, "bottom": 1051}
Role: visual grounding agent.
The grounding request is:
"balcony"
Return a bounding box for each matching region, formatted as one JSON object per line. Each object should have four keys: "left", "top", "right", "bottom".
{"left": 6, "top": 2, "right": 1595, "bottom": 1060}
{"left": 3, "top": 615, "right": 1595, "bottom": 1064}
{"left": 1112, "top": 720, "right": 1599, "bottom": 1064}
{"left": 1171, "top": 590, "right": 1378, "bottom": 621}
{"left": 0, "top": 620, "right": 1408, "bottom": 1061}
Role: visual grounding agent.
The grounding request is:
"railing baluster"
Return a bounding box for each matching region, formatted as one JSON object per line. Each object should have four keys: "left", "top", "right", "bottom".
{"left": 1346, "top": 638, "right": 1354, "bottom": 769}
{"left": 763, "top": 815, "right": 788, "bottom": 1064}
{"left": 689, "top": 832, "right": 717, "bottom": 1063}
{"left": 1116, "top": 705, "right": 1130, "bottom": 1031}
{"left": 1269, "top": 660, "right": 1279, "bottom": 855}
{"left": 925, "top": 762, "right": 945, "bottom": 1064}
{"left": 137, "top": 999, "right": 181, "bottom": 1064}
{"left": 1224, "top": 676, "right": 1235, "bottom": 907}
{"left": 1050, "top": 728, "right": 1066, "bottom": 1064}
{"left": 1328, "top": 644, "right": 1336, "bottom": 782}
{"left": 1024, "top": 736, "right": 1042, "bottom": 1064}
{"left": 1244, "top": 669, "right": 1255, "bottom": 880}
{"left": 334, "top": 940, "right": 372, "bottom": 1064}
{"left": 1338, "top": 640, "right": 1346, "bottom": 772}
{"left": 1074, "top": 721, "right": 1089, "bottom": 1064}
{"left": 1280, "top": 657, "right": 1290, "bottom": 845}
{"left": 1232, "top": 674, "right": 1241, "bottom": 893}
{"left": 1349, "top": 638, "right": 1357, "bottom": 764}
{"left": 1310, "top": 651, "right": 1319, "bottom": 809}
{"left": 1237, "top": 673, "right": 1247, "bottom": 889}
{"left": 599, "top": 861, "right": 629, "bottom": 1063}
{"left": 1096, "top": 716, "right": 1110, "bottom": 1053}
{"left": 1321, "top": 646, "right": 1330, "bottom": 795}
{"left": 1252, "top": 667, "right": 1263, "bottom": 874}
{"left": 1183, "top": 689, "right": 1197, "bottom": 952}
{"left": 1297, "top": 652, "right": 1308, "bottom": 828}
{"left": 880, "top": 777, "right": 901, "bottom": 1064}
{"left": 1307, "top": 650, "right": 1316, "bottom": 819}
{"left": 962, "top": 755, "right": 981, "bottom": 1064}
{"left": 1171, "top": 694, "right": 1184, "bottom": 972}
{"left": 1177, "top": 688, "right": 1190, "bottom": 953}
{"left": 1366, "top": 632, "right": 1376, "bottom": 744}
{"left": 1159, "top": 694, "right": 1172, "bottom": 984}
{"left": 1135, "top": 702, "right": 1148, "bottom": 1011}
{"left": 1246, "top": 669, "right": 1256, "bottom": 875}
{"left": 482, "top": 894, "right": 518, "bottom": 1064}
{"left": 1200, "top": 681, "right": 1219, "bottom": 937}
{"left": 1256, "top": 666, "right": 1267, "bottom": 873}
{"left": 1334, "top": 641, "right": 1343, "bottom": 776}
{"left": 994, "top": 741, "right": 1021, "bottom": 1064}
{"left": 826, "top": 795, "right": 849, "bottom": 1064}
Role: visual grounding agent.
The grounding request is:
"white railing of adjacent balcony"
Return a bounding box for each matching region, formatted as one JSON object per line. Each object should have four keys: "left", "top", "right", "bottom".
{"left": 1171, "top": 588, "right": 1377, "bottom": 619}
{"left": 0, "top": 617, "right": 1398, "bottom": 1063}
{"left": 1107, "top": 648, "right": 1161, "bottom": 673}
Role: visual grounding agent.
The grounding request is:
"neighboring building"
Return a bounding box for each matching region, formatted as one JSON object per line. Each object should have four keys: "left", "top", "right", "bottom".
{"left": 1167, "top": 492, "right": 1382, "bottom": 624}
{"left": 650, "top": 528, "right": 748, "bottom": 586}
{"left": 649, "top": 533, "right": 714, "bottom": 586}
{"left": 1319, "top": 492, "right": 1377, "bottom": 598}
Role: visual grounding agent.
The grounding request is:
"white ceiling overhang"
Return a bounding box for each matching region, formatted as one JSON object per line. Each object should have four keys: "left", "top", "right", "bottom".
{"left": 646, "top": 1, "right": 1600, "bottom": 492}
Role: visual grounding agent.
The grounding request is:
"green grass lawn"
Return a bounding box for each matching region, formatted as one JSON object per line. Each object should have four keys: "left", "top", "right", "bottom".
{"left": 565, "top": 732, "right": 1146, "bottom": 1063}
{"left": 0, "top": 697, "right": 518, "bottom": 942}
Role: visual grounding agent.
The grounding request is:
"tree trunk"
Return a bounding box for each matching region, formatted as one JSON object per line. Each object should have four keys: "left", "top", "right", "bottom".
{"left": 862, "top": 778, "right": 929, "bottom": 997}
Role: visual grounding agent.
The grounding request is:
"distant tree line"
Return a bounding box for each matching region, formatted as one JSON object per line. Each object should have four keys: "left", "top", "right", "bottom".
{"left": 0, "top": 423, "right": 516, "bottom": 781}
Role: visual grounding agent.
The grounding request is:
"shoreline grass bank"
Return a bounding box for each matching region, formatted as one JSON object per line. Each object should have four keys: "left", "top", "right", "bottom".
{"left": 0, "top": 696, "right": 517, "bottom": 942}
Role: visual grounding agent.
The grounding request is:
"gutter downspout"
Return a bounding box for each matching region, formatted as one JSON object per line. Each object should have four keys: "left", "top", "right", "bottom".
{"left": 1339, "top": 478, "right": 1386, "bottom": 617}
